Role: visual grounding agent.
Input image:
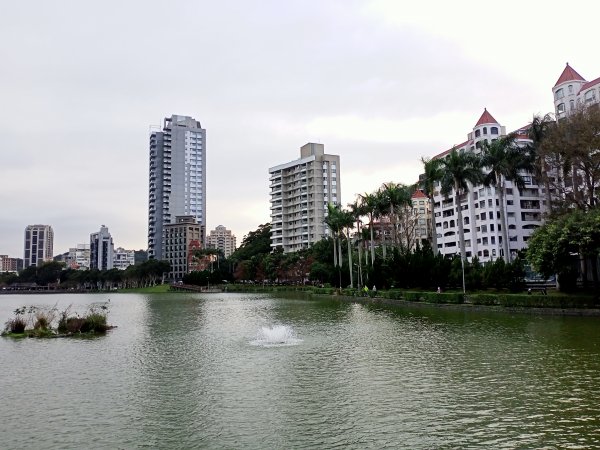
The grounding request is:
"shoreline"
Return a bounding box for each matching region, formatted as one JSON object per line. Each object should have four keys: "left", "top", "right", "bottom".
{"left": 3, "top": 286, "right": 600, "bottom": 316}
{"left": 316, "top": 293, "right": 600, "bottom": 317}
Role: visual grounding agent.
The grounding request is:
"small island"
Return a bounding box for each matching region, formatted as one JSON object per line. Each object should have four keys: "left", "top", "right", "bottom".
{"left": 2, "top": 303, "right": 113, "bottom": 338}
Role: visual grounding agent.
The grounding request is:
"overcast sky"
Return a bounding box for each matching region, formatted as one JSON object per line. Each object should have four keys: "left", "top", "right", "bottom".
{"left": 1, "top": 0, "right": 599, "bottom": 258}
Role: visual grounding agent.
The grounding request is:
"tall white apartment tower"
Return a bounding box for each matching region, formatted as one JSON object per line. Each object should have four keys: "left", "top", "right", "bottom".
{"left": 148, "top": 115, "right": 206, "bottom": 260}
{"left": 24, "top": 224, "right": 54, "bottom": 268}
{"left": 90, "top": 225, "right": 114, "bottom": 271}
{"left": 269, "top": 143, "right": 341, "bottom": 253}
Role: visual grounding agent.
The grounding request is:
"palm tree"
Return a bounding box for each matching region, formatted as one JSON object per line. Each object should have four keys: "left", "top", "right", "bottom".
{"left": 339, "top": 208, "right": 356, "bottom": 288}
{"left": 527, "top": 114, "right": 555, "bottom": 215}
{"left": 324, "top": 203, "right": 344, "bottom": 273}
{"left": 481, "top": 133, "right": 533, "bottom": 262}
{"left": 379, "top": 182, "right": 412, "bottom": 251}
{"left": 348, "top": 199, "right": 367, "bottom": 287}
{"left": 438, "top": 148, "right": 483, "bottom": 262}
{"left": 358, "top": 192, "right": 378, "bottom": 266}
{"left": 420, "top": 157, "right": 444, "bottom": 253}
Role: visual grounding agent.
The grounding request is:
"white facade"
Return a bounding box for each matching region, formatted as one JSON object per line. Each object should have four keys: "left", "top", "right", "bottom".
{"left": 24, "top": 224, "right": 54, "bottom": 268}
{"left": 65, "top": 244, "right": 91, "bottom": 270}
{"left": 269, "top": 143, "right": 341, "bottom": 253}
{"left": 113, "top": 247, "right": 135, "bottom": 270}
{"left": 432, "top": 110, "right": 546, "bottom": 263}
{"left": 206, "top": 225, "right": 237, "bottom": 258}
{"left": 90, "top": 225, "right": 114, "bottom": 270}
{"left": 552, "top": 63, "right": 600, "bottom": 119}
{"left": 148, "top": 115, "right": 206, "bottom": 260}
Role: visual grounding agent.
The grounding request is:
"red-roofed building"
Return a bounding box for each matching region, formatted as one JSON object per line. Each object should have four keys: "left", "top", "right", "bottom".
{"left": 552, "top": 63, "right": 600, "bottom": 118}
{"left": 427, "top": 109, "right": 544, "bottom": 263}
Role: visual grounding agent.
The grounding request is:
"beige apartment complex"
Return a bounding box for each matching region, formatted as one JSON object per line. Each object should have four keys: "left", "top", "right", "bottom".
{"left": 269, "top": 143, "right": 341, "bottom": 253}
{"left": 206, "top": 225, "right": 236, "bottom": 258}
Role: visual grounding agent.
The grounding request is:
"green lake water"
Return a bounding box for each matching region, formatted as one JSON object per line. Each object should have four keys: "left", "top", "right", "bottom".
{"left": 1, "top": 292, "right": 600, "bottom": 449}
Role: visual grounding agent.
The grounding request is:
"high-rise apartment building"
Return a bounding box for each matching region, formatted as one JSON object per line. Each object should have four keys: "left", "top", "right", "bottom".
{"left": 24, "top": 224, "right": 54, "bottom": 268}
{"left": 90, "top": 225, "right": 114, "bottom": 270}
{"left": 269, "top": 143, "right": 341, "bottom": 253}
{"left": 148, "top": 115, "right": 206, "bottom": 260}
{"left": 163, "top": 215, "right": 203, "bottom": 281}
{"left": 206, "top": 225, "right": 237, "bottom": 258}
{"left": 431, "top": 109, "right": 544, "bottom": 263}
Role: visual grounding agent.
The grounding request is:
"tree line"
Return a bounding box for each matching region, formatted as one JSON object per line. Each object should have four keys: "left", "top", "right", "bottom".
{"left": 2, "top": 107, "right": 598, "bottom": 294}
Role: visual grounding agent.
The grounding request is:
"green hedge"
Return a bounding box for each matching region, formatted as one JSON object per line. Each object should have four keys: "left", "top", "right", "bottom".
{"left": 421, "top": 292, "right": 464, "bottom": 304}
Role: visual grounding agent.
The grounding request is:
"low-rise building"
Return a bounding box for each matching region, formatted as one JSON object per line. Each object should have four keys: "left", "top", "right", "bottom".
{"left": 0, "top": 255, "right": 23, "bottom": 273}
{"left": 113, "top": 247, "right": 135, "bottom": 270}
{"left": 64, "top": 244, "right": 91, "bottom": 270}
{"left": 163, "top": 215, "right": 204, "bottom": 281}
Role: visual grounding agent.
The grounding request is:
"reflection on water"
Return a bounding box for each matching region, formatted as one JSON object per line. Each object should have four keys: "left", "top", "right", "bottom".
{"left": 1, "top": 292, "right": 600, "bottom": 449}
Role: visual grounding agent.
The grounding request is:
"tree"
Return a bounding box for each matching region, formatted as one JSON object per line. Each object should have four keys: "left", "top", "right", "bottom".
{"left": 527, "top": 113, "right": 555, "bottom": 214}
{"left": 481, "top": 133, "right": 533, "bottom": 262}
{"left": 358, "top": 192, "right": 379, "bottom": 266}
{"left": 527, "top": 209, "right": 600, "bottom": 292}
{"left": 438, "top": 148, "right": 483, "bottom": 262}
{"left": 540, "top": 106, "right": 600, "bottom": 212}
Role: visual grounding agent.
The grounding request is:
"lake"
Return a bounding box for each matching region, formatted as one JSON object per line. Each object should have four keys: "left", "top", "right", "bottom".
{"left": 1, "top": 292, "right": 600, "bottom": 449}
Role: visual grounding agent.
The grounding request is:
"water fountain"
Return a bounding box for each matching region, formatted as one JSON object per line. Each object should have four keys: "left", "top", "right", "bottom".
{"left": 250, "top": 324, "right": 302, "bottom": 347}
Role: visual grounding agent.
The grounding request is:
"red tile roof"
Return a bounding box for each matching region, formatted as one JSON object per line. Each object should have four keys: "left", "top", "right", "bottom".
{"left": 412, "top": 189, "right": 428, "bottom": 199}
{"left": 432, "top": 140, "right": 470, "bottom": 160}
{"left": 580, "top": 76, "right": 600, "bottom": 92}
{"left": 474, "top": 108, "right": 498, "bottom": 127}
{"left": 554, "top": 63, "right": 586, "bottom": 87}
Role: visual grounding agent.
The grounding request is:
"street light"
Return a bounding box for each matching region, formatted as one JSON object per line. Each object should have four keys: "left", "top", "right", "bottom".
{"left": 461, "top": 256, "right": 466, "bottom": 294}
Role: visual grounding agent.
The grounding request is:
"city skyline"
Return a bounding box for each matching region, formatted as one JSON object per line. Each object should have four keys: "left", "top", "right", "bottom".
{"left": 1, "top": 1, "right": 599, "bottom": 257}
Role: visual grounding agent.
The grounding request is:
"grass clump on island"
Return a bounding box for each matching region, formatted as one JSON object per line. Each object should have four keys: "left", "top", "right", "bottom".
{"left": 2, "top": 302, "right": 113, "bottom": 338}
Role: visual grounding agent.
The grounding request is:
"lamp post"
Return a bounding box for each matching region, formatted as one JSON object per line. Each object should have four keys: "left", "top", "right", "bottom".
{"left": 461, "top": 256, "right": 466, "bottom": 294}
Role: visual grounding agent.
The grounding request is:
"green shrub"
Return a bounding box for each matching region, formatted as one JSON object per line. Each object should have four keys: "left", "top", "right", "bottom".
{"left": 402, "top": 291, "right": 423, "bottom": 302}
{"left": 422, "top": 292, "right": 464, "bottom": 304}
{"left": 469, "top": 294, "right": 499, "bottom": 306}
{"left": 81, "top": 313, "right": 108, "bottom": 333}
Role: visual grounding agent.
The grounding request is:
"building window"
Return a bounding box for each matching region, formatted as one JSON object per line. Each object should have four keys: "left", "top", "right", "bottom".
{"left": 491, "top": 127, "right": 498, "bottom": 135}
{"left": 483, "top": 127, "right": 487, "bottom": 135}
{"left": 584, "top": 90, "right": 597, "bottom": 104}
{"left": 570, "top": 100, "right": 575, "bottom": 111}
{"left": 555, "top": 88, "right": 564, "bottom": 100}
{"left": 557, "top": 103, "right": 565, "bottom": 114}
{"left": 475, "top": 129, "right": 481, "bottom": 138}
{"left": 568, "top": 84, "right": 573, "bottom": 94}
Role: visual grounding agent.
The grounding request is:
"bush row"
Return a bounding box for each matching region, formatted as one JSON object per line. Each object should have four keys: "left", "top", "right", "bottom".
{"left": 226, "top": 285, "right": 597, "bottom": 309}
